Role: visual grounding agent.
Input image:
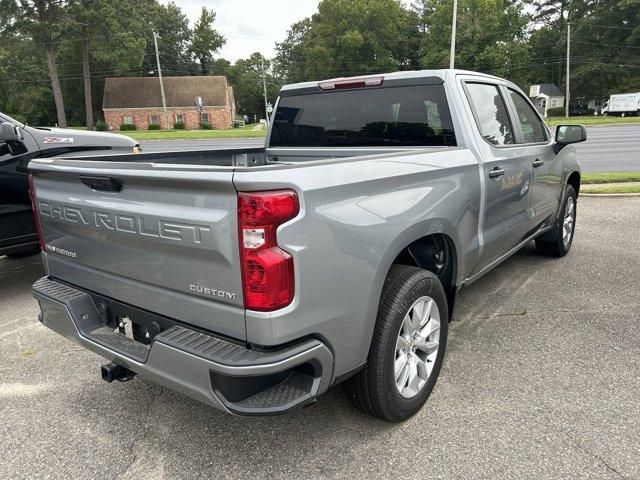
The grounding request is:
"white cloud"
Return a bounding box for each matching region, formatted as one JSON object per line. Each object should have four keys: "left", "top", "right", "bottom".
{"left": 168, "top": 0, "right": 321, "bottom": 62}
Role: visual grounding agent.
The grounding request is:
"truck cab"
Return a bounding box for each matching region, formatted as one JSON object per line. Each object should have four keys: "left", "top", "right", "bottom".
{"left": 0, "top": 112, "right": 140, "bottom": 257}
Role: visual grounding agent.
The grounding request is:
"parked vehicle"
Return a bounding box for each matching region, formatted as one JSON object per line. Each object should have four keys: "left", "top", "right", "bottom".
{"left": 0, "top": 112, "right": 140, "bottom": 257}
{"left": 29, "top": 70, "right": 585, "bottom": 422}
{"left": 568, "top": 104, "right": 595, "bottom": 116}
{"left": 602, "top": 92, "right": 640, "bottom": 117}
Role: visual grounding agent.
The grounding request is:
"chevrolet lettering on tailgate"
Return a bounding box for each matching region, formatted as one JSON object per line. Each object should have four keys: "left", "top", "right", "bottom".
{"left": 38, "top": 201, "right": 211, "bottom": 244}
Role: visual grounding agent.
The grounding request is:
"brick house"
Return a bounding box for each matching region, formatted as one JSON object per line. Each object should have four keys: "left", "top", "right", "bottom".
{"left": 102, "top": 76, "right": 236, "bottom": 130}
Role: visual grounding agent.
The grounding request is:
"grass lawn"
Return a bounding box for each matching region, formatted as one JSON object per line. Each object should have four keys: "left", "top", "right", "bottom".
{"left": 124, "top": 125, "right": 267, "bottom": 141}
{"left": 582, "top": 183, "right": 640, "bottom": 194}
{"left": 546, "top": 116, "right": 640, "bottom": 127}
{"left": 582, "top": 172, "right": 640, "bottom": 184}
{"left": 70, "top": 124, "right": 267, "bottom": 140}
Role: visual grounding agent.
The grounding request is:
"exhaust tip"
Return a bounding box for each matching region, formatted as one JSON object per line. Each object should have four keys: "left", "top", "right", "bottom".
{"left": 101, "top": 362, "right": 135, "bottom": 383}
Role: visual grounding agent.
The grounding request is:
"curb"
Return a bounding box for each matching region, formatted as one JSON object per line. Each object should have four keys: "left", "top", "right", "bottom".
{"left": 581, "top": 193, "right": 640, "bottom": 197}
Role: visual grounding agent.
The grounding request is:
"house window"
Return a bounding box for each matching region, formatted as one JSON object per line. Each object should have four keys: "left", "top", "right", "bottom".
{"left": 550, "top": 98, "right": 558, "bottom": 108}
{"left": 149, "top": 114, "right": 159, "bottom": 125}
{"left": 200, "top": 113, "right": 209, "bottom": 124}
{"left": 123, "top": 115, "right": 133, "bottom": 125}
{"left": 175, "top": 113, "right": 184, "bottom": 123}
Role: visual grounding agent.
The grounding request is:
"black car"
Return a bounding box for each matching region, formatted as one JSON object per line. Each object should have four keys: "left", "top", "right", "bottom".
{"left": 0, "top": 112, "right": 139, "bottom": 257}
{"left": 568, "top": 105, "right": 595, "bottom": 117}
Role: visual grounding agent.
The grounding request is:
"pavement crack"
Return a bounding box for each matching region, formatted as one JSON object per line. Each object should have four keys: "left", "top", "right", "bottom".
{"left": 537, "top": 410, "right": 627, "bottom": 480}
{"left": 474, "top": 309, "right": 529, "bottom": 320}
{"left": 569, "top": 437, "right": 626, "bottom": 479}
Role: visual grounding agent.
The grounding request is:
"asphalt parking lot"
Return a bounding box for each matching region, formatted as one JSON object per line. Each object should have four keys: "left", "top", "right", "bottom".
{"left": 1, "top": 196, "right": 639, "bottom": 480}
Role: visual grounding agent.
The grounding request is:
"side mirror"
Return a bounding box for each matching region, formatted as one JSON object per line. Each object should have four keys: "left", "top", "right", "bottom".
{"left": 0, "top": 122, "right": 27, "bottom": 155}
{"left": 554, "top": 125, "right": 586, "bottom": 153}
{"left": 1, "top": 122, "right": 23, "bottom": 143}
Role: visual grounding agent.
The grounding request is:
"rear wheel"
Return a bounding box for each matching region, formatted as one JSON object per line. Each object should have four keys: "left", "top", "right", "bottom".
{"left": 343, "top": 265, "right": 448, "bottom": 422}
{"left": 535, "top": 185, "right": 577, "bottom": 257}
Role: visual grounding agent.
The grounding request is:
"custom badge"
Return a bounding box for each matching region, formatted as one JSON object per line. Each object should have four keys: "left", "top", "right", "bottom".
{"left": 43, "top": 137, "right": 74, "bottom": 144}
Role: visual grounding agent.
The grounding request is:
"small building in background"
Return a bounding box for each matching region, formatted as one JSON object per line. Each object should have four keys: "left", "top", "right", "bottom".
{"left": 529, "top": 84, "right": 564, "bottom": 117}
{"left": 102, "top": 76, "right": 235, "bottom": 130}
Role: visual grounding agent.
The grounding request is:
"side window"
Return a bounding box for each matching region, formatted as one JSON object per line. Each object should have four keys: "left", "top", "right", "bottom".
{"left": 465, "top": 83, "right": 514, "bottom": 146}
{"left": 508, "top": 89, "right": 548, "bottom": 143}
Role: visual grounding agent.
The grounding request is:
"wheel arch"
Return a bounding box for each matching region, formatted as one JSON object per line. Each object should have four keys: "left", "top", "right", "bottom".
{"left": 391, "top": 233, "right": 459, "bottom": 319}
{"left": 567, "top": 170, "right": 581, "bottom": 196}
{"left": 350, "top": 219, "right": 465, "bottom": 384}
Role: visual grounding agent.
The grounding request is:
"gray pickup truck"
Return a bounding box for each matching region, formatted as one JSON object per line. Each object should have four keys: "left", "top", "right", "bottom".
{"left": 29, "top": 70, "right": 585, "bottom": 422}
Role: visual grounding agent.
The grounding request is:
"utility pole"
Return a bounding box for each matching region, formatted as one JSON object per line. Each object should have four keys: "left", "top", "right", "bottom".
{"left": 449, "top": 0, "right": 458, "bottom": 69}
{"left": 261, "top": 58, "right": 270, "bottom": 128}
{"left": 152, "top": 30, "right": 169, "bottom": 129}
{"left": 81, "top": 23, "right": 93, "bottom": 130}
{"left": 565, "top": 23, "right": 571, "bottom": 118}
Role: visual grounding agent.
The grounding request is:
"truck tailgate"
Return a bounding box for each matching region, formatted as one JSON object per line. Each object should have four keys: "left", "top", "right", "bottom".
{"left": 30, "top": 161, "right": 246, "bottom": 340}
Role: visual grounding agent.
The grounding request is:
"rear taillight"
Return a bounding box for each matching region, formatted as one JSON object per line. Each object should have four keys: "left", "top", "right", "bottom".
{"left": 28, "top": 174, "right": 45, "bottom": 252}
{"left": 238, "top": 190, "right": 299, "bottom": 311}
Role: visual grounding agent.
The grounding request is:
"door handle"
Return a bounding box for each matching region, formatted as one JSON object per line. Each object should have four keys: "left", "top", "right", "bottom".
{"left": 488, "top": 167, "right": 505, "bottom": 179}
{"left": 532, "top": 159, "right": 544, "bottom": 168}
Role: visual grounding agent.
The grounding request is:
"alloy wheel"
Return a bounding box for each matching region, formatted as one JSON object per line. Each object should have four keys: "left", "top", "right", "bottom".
{"left": 394, "top": 296, "right": 441, "bottom": 399}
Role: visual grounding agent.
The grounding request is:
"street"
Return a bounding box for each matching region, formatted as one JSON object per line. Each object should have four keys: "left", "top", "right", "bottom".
{"left": 139, "top": 124, "right": 640, "bottom": 173}
{"left": 1, "top": 196, "right": 639, "bottom": 480}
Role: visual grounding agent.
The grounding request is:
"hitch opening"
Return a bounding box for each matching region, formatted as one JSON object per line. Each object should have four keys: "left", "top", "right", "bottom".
{"left": 101, "top": 362, "right": 135, "bottom": 383}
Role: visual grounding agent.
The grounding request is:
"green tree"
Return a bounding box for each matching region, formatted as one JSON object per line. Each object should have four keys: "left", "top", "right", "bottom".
{"left": 189, "top": 7, "right": 225, "bottom": 75}
{"left": 140, "top": 1, "right": 193, "bottom": 76}
{"left": 275, "top": 0, "right": 419, "bottom": 83}
{"left": 567, "top": 0, "right": 640, "bottom": 98}
{"left": 1, "top": 0, "right": 71, "bottom": 127}
{"left": 415, "top": 0, "right": 529, "bottom": 84}
{"left": 59, "top": 0, "right": 151, "bottom": 126}
{"left": 0, "top": 31, "right": 55, "bottom": 125}
{"left": 230, "top": 52, "right": 280, "bottom": 120}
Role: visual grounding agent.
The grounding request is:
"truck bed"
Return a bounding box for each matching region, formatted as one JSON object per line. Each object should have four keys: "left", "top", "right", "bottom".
{"left": 56, "top": 145, "right": 429, "bottom": 168}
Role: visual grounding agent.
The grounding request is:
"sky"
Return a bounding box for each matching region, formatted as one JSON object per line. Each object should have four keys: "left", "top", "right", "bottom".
{"left": 169, "top": 0, "right": 321, "bottom": 62}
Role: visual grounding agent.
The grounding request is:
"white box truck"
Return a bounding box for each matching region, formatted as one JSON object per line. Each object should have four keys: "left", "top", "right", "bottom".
{"left": 602, "top": 92, "right": 640, "bottom": 117}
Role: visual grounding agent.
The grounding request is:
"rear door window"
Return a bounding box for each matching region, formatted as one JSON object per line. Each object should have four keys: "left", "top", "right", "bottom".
{"left": 507, "top": 89, "right": 548, "bottom": 143}
{"left": 465, "top": 83, "right": 514, "bottom": 146}
{"left": 270, "top": 85, "right": 456, "bottom": 147}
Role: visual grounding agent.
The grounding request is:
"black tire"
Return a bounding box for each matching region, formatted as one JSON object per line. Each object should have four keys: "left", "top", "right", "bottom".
{"left": 343, "top": 265, "right": 448, "bottom": 422}
{"left": 535, "top": 185, "right": 577, "bottom": 257}
{"left": 6, "top": 247, "right": 41, "bottom": 259}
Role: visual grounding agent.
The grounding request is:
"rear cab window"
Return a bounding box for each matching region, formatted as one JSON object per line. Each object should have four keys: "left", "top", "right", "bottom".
{"left": 270, "top": 85, "right": 456, "bottom": 147}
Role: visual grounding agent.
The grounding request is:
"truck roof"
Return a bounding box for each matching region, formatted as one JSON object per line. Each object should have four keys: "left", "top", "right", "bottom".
{"left": 279, "top": 69, "right": 505, "bottom": 94}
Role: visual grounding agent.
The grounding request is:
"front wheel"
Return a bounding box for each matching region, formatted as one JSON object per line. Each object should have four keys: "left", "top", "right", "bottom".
{"left": 343, "top": 265, "right": 448, "bottom": 422}
{"left": 535, "top": 185, "right": 577, "bottom": 257}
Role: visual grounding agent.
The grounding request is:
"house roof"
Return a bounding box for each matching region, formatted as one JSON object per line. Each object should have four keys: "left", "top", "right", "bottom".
{"left": 532, "top": 83, "right": 563, "bottom": 97}
{"left": 103, "top": 76, "right": 230, "bottom": 109}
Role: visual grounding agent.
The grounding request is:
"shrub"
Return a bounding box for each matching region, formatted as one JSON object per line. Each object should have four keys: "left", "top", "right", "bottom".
{"left": 173, "top": 121, "right": 185, "bottom": 130}
{"left": 200, "top": 122, "right": 213, "bottom": 130}
{"left": 95, "top": 121, "right": 108, "bottom": 131}
{"left": 546, "top": 107, "right": 566, "bottom": 117}
{"left": 119, "top": 123, "right": 137, "bottom": 131}
{"left": 147, "top": 124, "right": 161, "bottom": 130}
